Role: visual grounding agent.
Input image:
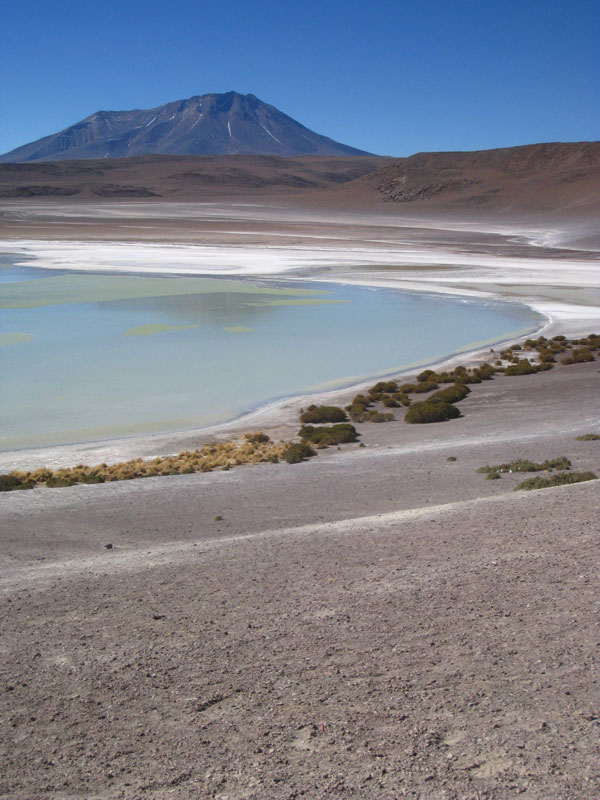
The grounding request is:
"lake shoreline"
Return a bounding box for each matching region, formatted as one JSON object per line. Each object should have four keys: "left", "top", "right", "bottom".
{"left": 1, "top": 206, "right": 598, "bottom": 469}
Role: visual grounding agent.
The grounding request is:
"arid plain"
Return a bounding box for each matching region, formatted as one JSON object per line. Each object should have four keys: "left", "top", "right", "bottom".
{"left": 1, "top": 147, "right": 599, "bottom": 799}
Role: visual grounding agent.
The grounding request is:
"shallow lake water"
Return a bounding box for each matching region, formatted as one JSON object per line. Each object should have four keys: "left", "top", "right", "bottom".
{"left": 0, "top": 260, "right": 543, "bottom": 450}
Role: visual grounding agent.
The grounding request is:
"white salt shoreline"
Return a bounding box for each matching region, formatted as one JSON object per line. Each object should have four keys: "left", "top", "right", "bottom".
{"left": 1, "top": 234, "right": 598, "bottom": 471}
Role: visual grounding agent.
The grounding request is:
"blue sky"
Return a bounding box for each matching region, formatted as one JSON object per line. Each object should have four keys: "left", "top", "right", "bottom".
{"left": 1, "top": 0, "right": 598, "bottom": 156}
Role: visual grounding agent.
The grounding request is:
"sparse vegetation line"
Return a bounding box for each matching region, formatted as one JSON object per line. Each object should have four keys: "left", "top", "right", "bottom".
{"left": 2, "top": 333, "right": 598, "bottom": 492}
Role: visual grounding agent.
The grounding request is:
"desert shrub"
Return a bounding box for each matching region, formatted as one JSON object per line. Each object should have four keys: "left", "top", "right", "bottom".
{"left": 552, "top": 335, "right": 566, "bottom": 341}
{"left": 538, "top": 350, "right": 555, "bottom": 363}
{"left": 244, "top": 432, "right": 270, "bottom": 444}
{"left": 447, "top": 456, "right": 457, "bottom": 462}
{"left": 429, "top": 383, "right": 470, "bottom": 404}
{"left": 486, "top": 472, "right": 501, "bottom": 480}
{"left": 80, "top": 474, "right": 105, "bottom": 484}
{"left": 504, "top": 359, "right": 538, "bottom": 376}
{"left": 366, "top": 409, "right": 395, "bottom": 422}
{"left": 405, "top": 401, "right": 461, "bottom": 424}
{"left": 477, "top": 456, "right": 571, "bottom": 476}
{"left": 283, "top": 442, "right": 316, "bottom": 464}
{"left": 561, "top": 347, "right": 595, "bottom": 365}
{"left": 417, "top": 369, "right": 438, "bottom": 383}
{"left": 576, "top": 433, "right": 600, "bottom": 440}
{"left": 515, "top": 471, "right": 597, "bottom": 491}
{"left": 475, "top": 363, "right": 495, "bottom": 380}
{"left": 0, "top": 474, "right": 34, "bottom": 491}
{"left": 346, "top": 406, "right": 366, "bottom": 422}
{"left": 413, "top": 381, "right": 439, "bottom": 393}
{"left": 369, "top": 380, "right": 398, "bottom": 394}
{"left": 299, "top": 404, "right": 348, "bottom": 424}
{"left": 383, "top": 396, "right": 400, "bottom": 407}
{"left": 46, "top": 476, "right": 76, "bottom": 488}
{"left": 299, "top": 423, "right": 358, "bottom": 445}
{"left": 398, "top": 383, "right": 418, "bottom": 393}
{"left": 348, "top": 394, "right": 370, "bottom": 409}
{"left": 460, "top": 372, "right": 483, "bottom": 384}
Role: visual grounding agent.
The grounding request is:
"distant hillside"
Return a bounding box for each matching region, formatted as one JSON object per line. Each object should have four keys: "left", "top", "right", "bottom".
{"left": 0, "top": 143, "right": 597, "bottom": 215}
{"left": 0, "top": 154, "right": 390, "bottom": 199}
{"left": 339, "top": 141, "right": 600, "bottom": 212}
{"left": 0, "top": 92, "right": 372, "bottom": 162}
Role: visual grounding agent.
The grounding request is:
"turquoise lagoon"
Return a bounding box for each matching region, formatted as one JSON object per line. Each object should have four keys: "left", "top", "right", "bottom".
{"left": 0, "top": 261, "right": 543, "bottom": 450}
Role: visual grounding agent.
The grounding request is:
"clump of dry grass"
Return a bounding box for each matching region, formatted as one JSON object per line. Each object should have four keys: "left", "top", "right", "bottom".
{"left": 0, "top": 433, "right": 291, "bottom": 492}
{"left": 477, "top": 456, "right": 572, "bottom": 478}
{"left": 515, "top": 471, "right": 597, "bottom": 491}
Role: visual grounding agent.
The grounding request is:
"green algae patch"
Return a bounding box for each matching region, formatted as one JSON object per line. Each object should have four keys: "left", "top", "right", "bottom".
{"left": 124, "top": 323, "right": 198, "bottom": 337}
{"left": 223, "top": 326, "right": 254, "bottom": 333}
{"left": 0, "top": 274, "right": 331, "bottom": 309}
{"left": 0, "top": 332, "right": 34, "bottom": 346}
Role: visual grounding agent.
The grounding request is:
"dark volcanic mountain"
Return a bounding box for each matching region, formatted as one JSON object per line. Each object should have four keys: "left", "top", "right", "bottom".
{"left": 0, "top": 92, "right": 371, "bottom": 163}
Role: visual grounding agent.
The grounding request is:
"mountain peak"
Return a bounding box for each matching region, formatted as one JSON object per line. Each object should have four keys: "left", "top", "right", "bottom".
{"left": 0, "top": 93, "right": 372, "bottom": 162}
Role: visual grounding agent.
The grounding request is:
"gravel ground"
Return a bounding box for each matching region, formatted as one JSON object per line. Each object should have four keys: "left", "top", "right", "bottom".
{"left": 1, "top": 362, "right": 599, "bottom": 799}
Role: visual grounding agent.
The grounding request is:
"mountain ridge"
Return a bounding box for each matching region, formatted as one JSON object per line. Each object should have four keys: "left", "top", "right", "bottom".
{"left": 0, "top": 92, "right": 372, "bottom": 163}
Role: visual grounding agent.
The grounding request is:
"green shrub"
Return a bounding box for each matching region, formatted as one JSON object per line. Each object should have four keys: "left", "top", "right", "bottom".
{"left": 283, "top": 442, "right": 316, "bottom": 464}
{"left": 299, "top": 405, "right": 348, "bottom": 424}
{"left": 405, "top": 401, "right": 461, "bottom": 424}
{"left": 383, "top": 397, "right": 400, "bottom": 407}
{"left": 413, "top": 381, "right": 439, "bottom": 393}
{"left": 475, "top": 363, "right": 495, "bottom": 380}
{"left": 460, "top": 372, "right": 483, "bottom": 384}
{"left": 366, "top": 410, "right": 395, "bottom": 422}
{"left": 504, "top": 359, "right": 538, "bottom": 376}
{"left": 346, "top": 406, "right": 366, "bottom": 422}
{"left": 244, "top": 432, "right": 270, "bottom": 444}
{"left": 80, "top": 474, "right": 105, "bottom": 484}
{"left": 515, "top": 471, "right": 597, "bottom": 491}
{"left": 417, "top": 369, "right": 437, "bottom": 383}
{"left": 477, "top": 456, "right": 571, "bottom": 476}
{"left": 0, "top": 474, "right": 34, "bottom": 492}
{"left": 447, "top": 456, "right": 457, "bottom": 462}
{"left": 46, "top": 477, "right": 76, "bottom": 488}
{"left": 369, "top": 380, "right": 398, "bottom": 394}
{"left": 347, "top": 394, "right": 370, "bottom": 409}
{"left": 576, "top": 433, "right": 600, "bottom": 440}
{"left": 299, "top": 423, "right": 358, "bottom": 445}
{"left": 429, "top": 383, "right": 470, "bottom": 404}
{"left": 561, "top": 348, "right": 595, "bottom": 365}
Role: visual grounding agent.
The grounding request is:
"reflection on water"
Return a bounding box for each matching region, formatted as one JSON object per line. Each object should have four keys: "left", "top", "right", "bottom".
{"left": 0, "top": 262, "right": 543, "bottom": 450}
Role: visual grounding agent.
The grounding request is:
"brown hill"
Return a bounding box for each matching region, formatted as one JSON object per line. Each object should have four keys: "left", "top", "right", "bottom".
{"left": 0, "top": 143, "right": 598, "bottom": 216}
{"left": 337, "top": 141, "right": 600, "bottom": 213}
